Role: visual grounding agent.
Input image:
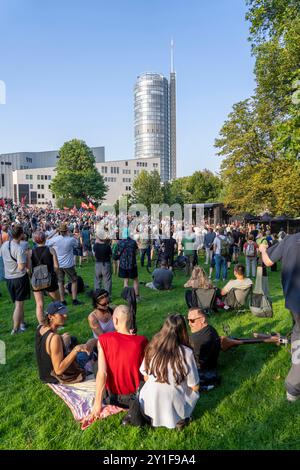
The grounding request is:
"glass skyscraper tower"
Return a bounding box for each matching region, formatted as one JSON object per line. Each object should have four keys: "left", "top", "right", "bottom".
{"left": 134, "top": 45, "right": 177, "bottom": 182}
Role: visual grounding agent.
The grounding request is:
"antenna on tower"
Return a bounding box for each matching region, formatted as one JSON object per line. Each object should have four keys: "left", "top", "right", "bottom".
{"left": 170, "top": 38, "right": 174, "bottom": 73}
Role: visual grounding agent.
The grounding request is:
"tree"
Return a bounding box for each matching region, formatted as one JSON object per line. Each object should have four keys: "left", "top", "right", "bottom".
{"left": 215, "top": 0, "right": 300, "bottom": 216}
{"left": 51, "top": 139, "right": 107, "bottom": 208}
{"left": 131, "top": 170, "right": 164, "bottom": 210}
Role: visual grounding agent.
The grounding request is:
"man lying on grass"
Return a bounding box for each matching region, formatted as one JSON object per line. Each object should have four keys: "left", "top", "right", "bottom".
{"left": 35, "top": 301, "right": 97, "bottom": 384}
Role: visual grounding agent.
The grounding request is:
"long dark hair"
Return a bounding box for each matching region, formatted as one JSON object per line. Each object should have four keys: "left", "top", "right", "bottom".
{"left": 144, "top": 314, "right": 191, "bottom": 385}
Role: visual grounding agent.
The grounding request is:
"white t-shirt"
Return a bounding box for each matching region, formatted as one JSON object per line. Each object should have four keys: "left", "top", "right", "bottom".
{"left": 222, "top": 277, "right": 253, "bottom": 295}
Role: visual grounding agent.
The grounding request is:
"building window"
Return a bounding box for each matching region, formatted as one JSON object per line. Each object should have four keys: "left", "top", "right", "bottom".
{"left": 37, "top": 175, "right": 40, "bottom": 180}
{"left": 41, "top": 175, "right": 44, "bottom": 180}
{"left": 48, "top": 175, "right": 51, "bottom": 180}
{"left": 1, "top": 174, "right": 4, "bottom": 187}
{"left": 52, "top": 194, "right": 55, "bottom": 198}
{"left": 38, "top": 194, "right": 40, "bottom": 199}
{"left": 30, "top": 184, "right": 33, "bottom": 189}
{"left": 45, "top": 175, "right": 48, "bottom": 180}
{"left": 125, "top": 161, "right": 128, "bottom": 166}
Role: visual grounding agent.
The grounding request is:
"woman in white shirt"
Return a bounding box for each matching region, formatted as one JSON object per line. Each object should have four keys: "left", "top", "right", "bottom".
{"left": 139, "top": 314, "right": 200, "bottom": 429}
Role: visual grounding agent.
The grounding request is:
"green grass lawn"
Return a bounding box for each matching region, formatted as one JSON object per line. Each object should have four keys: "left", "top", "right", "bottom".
{"left": 0, "top": 255, "right": 299, "bottom": 450}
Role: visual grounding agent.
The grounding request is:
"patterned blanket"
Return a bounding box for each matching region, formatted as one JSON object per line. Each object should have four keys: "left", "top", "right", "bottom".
{"left": 48, "top": 376, "right": 124, "bottom": 430}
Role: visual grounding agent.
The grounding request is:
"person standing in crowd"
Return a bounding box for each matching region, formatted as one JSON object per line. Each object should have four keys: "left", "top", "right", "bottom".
{"left": 204, "top": 227, "right": 215, "bottom": 266}
{"left": 0, "top": 225, "right": 30, "bottom": 334}
{"left": 182, "top": 226, "right": 196, "bottom": 277}
{"left": 260, "top": 237, "right": 300, "bottom": 402}
{"left": 117, "top": 228, "right": 140, "bottom": 300}
{"left": 139, "top": 314, "right": 199, "bottom": 429}
{"left": 73, "top": 228, "right": 83, "bottom": 268}
{"left": 87, "top": 305, "right": 148, "bottom": 420}
{"left": 161, "top": 229, "right": 177, "bottom": 271}
{"left": 46, "top": 223, "right": 82, "bottom": 306}
{"left": 82, "top": 224, "right": 93, "bottom": 261}
{"left": 136, "top": 227, "right": 151, "bottom": 269}
{"left": 93, "top": 235, "right": 112, "bottom": 298}
{"left": 213, "top": 228, "right": 229, "bottom": 282}
{"left": 30, "top": 231, "right": 60, "bottom": 324}
{"left": 243, "top": 234, "right": 258, "bottom": 278}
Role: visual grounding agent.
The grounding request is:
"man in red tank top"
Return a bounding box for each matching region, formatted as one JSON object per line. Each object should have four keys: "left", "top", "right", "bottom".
{"left": 88, "top": 305, "right": 148, "bottom": 420}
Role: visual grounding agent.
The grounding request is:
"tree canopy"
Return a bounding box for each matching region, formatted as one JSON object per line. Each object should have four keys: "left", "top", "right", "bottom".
{"left": 51, "top": 139, "right": 107, "bottom": 208}
{"left": 215, "top": 0, "right": 300, "bottom": 216}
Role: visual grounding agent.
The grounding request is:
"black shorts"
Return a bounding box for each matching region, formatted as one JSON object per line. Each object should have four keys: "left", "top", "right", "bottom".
{"left": 118, "top": 266, "right": 138, "bottom": 280}
{"left": 7, "top": 274, "right": 31, "bottom": 303}
{"left": 32, "top": 273, "right": 58, "bottom": 293}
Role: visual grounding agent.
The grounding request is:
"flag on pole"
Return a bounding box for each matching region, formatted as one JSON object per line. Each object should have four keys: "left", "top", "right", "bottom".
{"left": 88, "top": 202, "right": 96, "bottom": 211}
{"left": 81, "top": 202, "right": 89, "bottom": 210}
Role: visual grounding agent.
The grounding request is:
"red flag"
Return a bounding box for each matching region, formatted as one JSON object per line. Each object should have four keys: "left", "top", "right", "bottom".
{"left": 81, "top": 202, "right": 89, "bottom": 210}
{"left": 0, "top": 198, "right": 5, "bottom": 207}
{"left": 88, "top": 202, "right": 96, "bottom": 211}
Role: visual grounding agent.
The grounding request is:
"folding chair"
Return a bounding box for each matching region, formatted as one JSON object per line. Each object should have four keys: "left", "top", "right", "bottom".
{"left": 191, "top": 287, "right": 217, "bottom": 316}
{"left": 224, "top": 286, "right": 252, "bottom": 315}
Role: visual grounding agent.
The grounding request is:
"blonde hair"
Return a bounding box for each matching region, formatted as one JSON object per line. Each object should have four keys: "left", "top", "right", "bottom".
{"left": 184, "top": 266, "right": 213, "bottom": 289}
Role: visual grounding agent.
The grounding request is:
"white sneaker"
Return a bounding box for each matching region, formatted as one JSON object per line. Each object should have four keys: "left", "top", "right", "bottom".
{"left": 11, "top": 329, "right": 19, "bottom": 335}
{"left": 286, "top": 392, "right": 300, "bottom": 402}
{"left": 19, "top": 323, "right": 27, "bottom": 332}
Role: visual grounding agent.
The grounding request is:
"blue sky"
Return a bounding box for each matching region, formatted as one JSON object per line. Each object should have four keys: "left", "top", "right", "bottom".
{"left": 0, "top": 0, "right": 255, "bottom": 176}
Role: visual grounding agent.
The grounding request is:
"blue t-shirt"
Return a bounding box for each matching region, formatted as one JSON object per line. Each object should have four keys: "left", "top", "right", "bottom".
{"left": 268, "top": 234, "right": 300, "bottom": 314}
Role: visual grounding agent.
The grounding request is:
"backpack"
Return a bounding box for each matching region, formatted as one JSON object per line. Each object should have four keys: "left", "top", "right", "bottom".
{"left": 218, "top": 237, "right": 229, "bottom": 257}
{"left": 31, "top": 249, "right": 52, "bottom": 291}
{"left": 245, "top": 242, "right": 256, "bottom": 257}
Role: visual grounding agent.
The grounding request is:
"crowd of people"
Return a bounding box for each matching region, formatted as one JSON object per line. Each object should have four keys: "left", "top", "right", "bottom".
{"left": 1, "top": 199, "right": 299, "bottom": 430}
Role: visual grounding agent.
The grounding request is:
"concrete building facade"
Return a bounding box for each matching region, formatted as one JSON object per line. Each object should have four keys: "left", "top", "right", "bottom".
{"left": 0, "top": 147, "right": 105, "bottom": 200}
{"left": 11, "top": 155, "right": 160, "bottom": 207}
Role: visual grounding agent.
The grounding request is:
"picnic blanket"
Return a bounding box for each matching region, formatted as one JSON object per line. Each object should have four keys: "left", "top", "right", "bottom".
{"left": 48, "top": 375, "right": 124, "bottom": 430}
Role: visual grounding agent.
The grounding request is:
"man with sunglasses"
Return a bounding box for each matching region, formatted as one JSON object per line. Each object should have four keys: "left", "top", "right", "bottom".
{"left": 187, "top": 308, "right": 221, "bottom": 387}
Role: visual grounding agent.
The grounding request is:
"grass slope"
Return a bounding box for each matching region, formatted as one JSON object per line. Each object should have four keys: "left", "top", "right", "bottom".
{"left": 0, "top": 255, "right": 299, "bottom": 450}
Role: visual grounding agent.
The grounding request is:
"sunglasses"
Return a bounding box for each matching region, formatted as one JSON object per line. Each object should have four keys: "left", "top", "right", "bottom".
{"left": 187, "top": 317, "right": 202, "bottom": 323}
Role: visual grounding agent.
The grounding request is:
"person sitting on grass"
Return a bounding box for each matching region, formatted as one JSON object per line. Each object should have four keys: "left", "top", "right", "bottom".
{"left": 87, "top": 305, "right": 148, "bottom": 421}
{"left": 88, "top": 289, "right": 115, "bottom": 339}
{"left": 145, "top": 260, "right": 174, "bottom": 290}
{"left": 220, "top": 264, "right": 252, "bottom": 308}
{"left": 139, "top": 314, "right": 199, "bottom": 429}
{"left": 35, "top": 301, "right": 97, "bottom": 384}
{"left": 187, "top": 307, "right": 221, "bottom": 387}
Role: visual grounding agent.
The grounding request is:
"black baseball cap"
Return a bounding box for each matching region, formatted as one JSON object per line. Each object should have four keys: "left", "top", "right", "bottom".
{"left": 46, "top": 301, "right": 68, "bottom": 316}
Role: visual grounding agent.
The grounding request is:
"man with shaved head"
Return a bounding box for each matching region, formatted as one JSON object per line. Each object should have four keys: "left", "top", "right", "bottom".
{"left": 88, "top": 305, "right": 148, "bottom": 420}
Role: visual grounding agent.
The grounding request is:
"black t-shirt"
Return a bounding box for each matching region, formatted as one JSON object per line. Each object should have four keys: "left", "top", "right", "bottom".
{"left": 268, "top": 234, "right": 300, "bottom": 314}
{"left": 232, "top": 230, "right": 240, "bottom": 244}
{"left": 250, "top": 230, "right": 259, "bottom": 240}
{"left": 190, "top": 325, "right": 221, "bottom": 371}
{"left": 32, "top": 246, "right": 54, "bottom": 274}
{"left": 162, "top": 237, "right": 176, "bottom": 257}
{"left": 93, "top": 242, "right": 112, "bottom": 263}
